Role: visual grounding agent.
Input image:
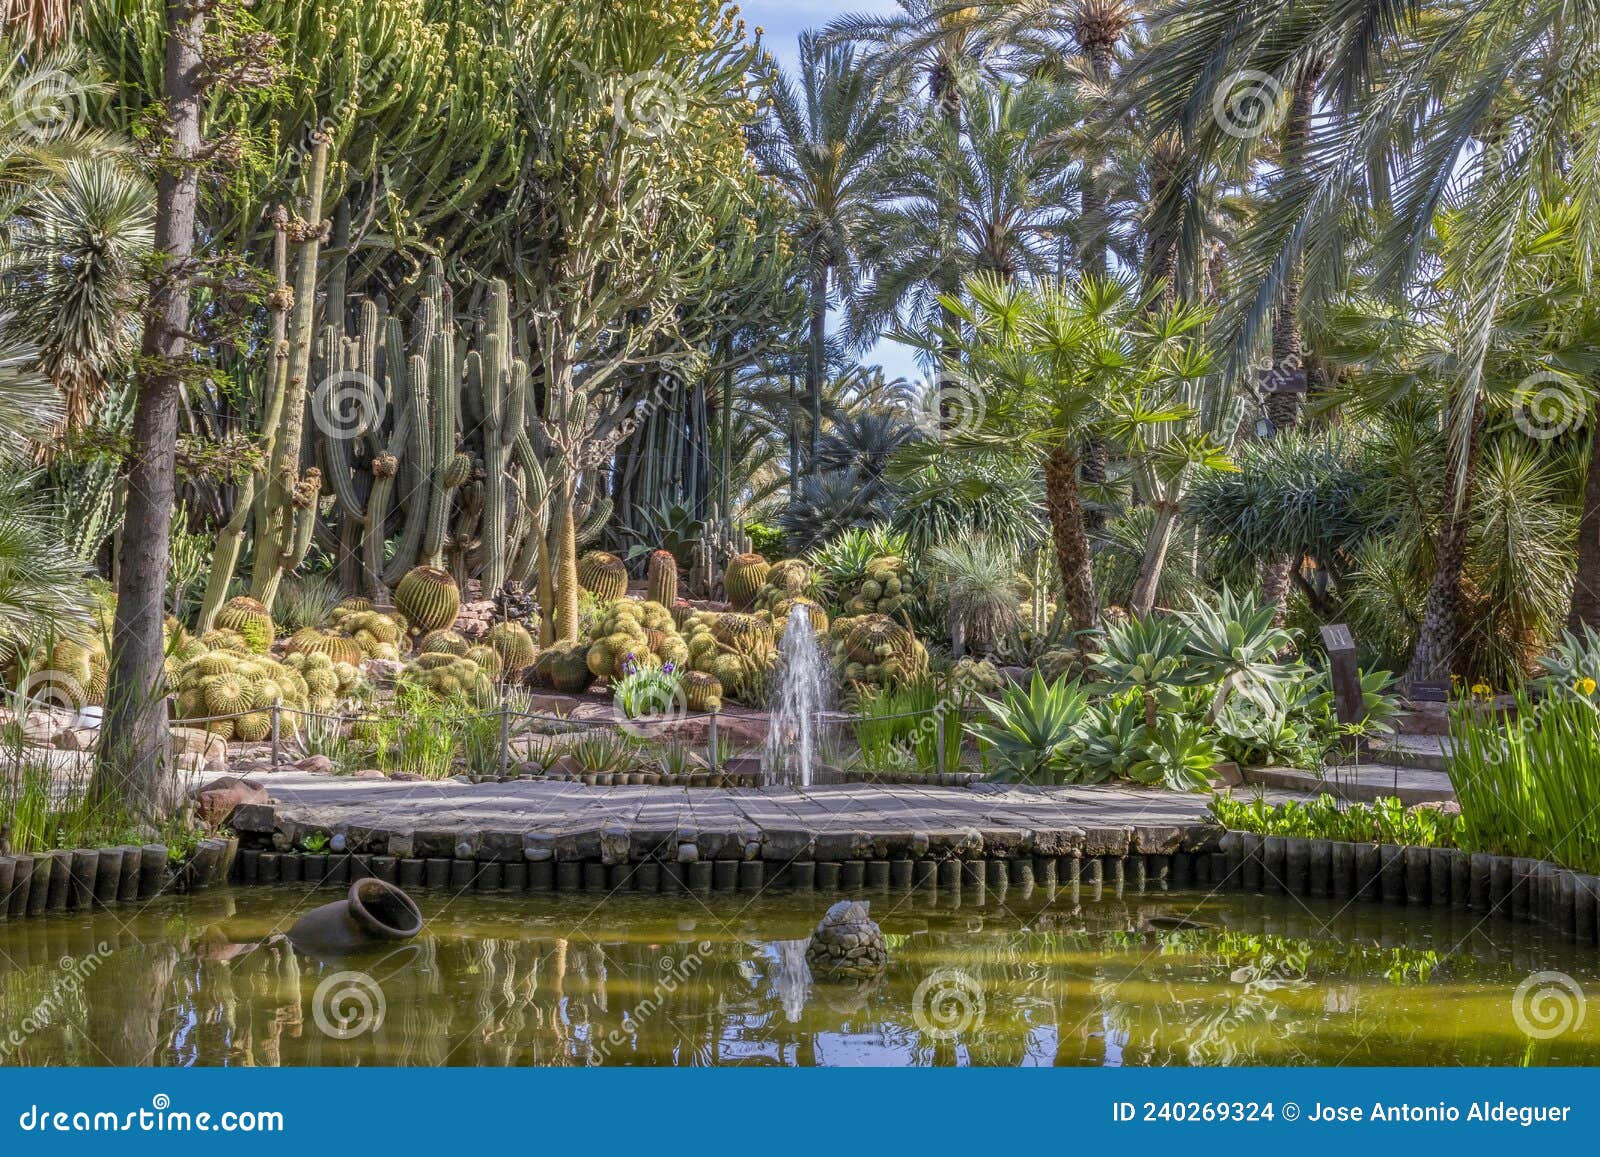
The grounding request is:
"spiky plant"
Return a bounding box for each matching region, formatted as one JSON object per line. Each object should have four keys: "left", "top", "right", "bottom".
{"left": 926, "top": 535, "right": 1022, "bottom": 656}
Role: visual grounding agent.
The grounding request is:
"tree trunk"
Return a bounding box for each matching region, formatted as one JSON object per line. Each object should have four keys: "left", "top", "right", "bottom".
{"left": 92, "top": 0, "right": 204, "bottom": 820}
{"left": 1567, "top": 413, "right": 1600, "bottom": 632}
{"left": 1044, "top": 441, "right": 1100, "bottom": 632}
{"left": 807, "top": 266, "right": 826, "bottom": 474}
{"left": 1259, "top": 63, "right": 1321, "bottom": 611}
{"left": 1129, "top": 497, "right": 1181, "bottom": 616}
{"left": 1405, "top": 399, "right": 1485, "bottom": 687}
{"left": 551, "top": 471, "right": 579, "bottom": 642}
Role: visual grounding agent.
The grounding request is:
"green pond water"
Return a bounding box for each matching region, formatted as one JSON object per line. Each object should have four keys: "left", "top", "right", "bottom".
{"left": 1, "top": 884, "right": 1597, "bottom": 1066}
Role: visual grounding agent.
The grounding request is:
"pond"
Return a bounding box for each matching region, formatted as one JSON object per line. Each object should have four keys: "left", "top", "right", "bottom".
{"left": 2, "top": 885, "right": 1597, "bottom": 1066}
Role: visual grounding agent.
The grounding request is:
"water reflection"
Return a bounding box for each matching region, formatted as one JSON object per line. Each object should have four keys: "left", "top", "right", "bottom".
{"left": 2, "top": 887, "right": 1598, "bottom": 1067}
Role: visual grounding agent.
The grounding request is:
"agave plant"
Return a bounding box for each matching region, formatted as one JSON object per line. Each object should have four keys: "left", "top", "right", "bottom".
{"left": 1534, "top": 626, "right": 1600, "bottom": 702}
{"left": 925, "top": 534, "right": 1022, "bottom": 656}
{"left": 1179, "top": 587, "right": 1298, "bottom": 723}
{"left": 1093, "top": 614, "right": 1210, "bottom": 727}
{"left": 968, "top": 671, "right": 1089, "bottom": 783}
{"left": 1127, "top": 716, "right": 1219, "bottom": 792}
{"left": 1077, "top": 694, "right": 1144, "bottom": 783}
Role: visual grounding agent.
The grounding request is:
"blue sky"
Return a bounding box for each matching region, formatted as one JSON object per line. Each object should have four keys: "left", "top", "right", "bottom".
{"left": 741, "top": 0, "right": 926, "bottom": 387}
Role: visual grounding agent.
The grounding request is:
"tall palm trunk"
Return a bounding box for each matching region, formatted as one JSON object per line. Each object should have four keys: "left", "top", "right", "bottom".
{"left": 1075, "top": 16, "right": 1122, "bottom": 532}
{"left": 934, "top": 64, "right": 963, "bottom": 420}
{"left": 1044, "top": 441, "right": 1100, "bottom": 631}
{"left": 808, "top": 266, "right": 827, "bottom": 473}
{"left": 92, "top": 0, "right": 203, "bottom": 819}
{"left": 1405, "top": 398, "right": 1485, "bottom": 687}
{"left": 1568, "top": 412, "right": 1600, "bottom": 631}
{"left": 1260, "top": 63, "right": 1322, "bottom": 612}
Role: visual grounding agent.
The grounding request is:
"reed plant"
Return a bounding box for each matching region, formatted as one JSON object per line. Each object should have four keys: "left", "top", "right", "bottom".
{"left": 1448, "top": 692, "right": 1600, "bottom": 873}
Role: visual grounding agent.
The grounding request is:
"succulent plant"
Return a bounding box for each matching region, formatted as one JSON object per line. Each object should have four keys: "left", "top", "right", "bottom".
{"left": 771, "top": 596, "right": 829, "bottom": 640}
{"left": 531, "top": 641, "right": 595, "bottom": 692}
{"left": 485, "top": 621, "right": 537, "bottom": 674}
{"left": 419, "top": 628, "right": 471, "bottom": 656}
{"left": 399, "top": 653, "right": 494, "bottom": 705}
{"left": 283, "top": 628, "right": 364, "bottom": 668}
{"left": 680, "top": 670, "right": 723, "bottom": 712}
{"left": 214, "top": 596, "right": 275, "bottom": 652}
{"left": 465, "top": 644, "right": 504, "bottom": 678}
{"left": 831, "top": 614, "right": 928, "bottom": 689}
{"left": 576, "top": 550, "right": 628, "bottom": 602}
{"left": 646, "top": 549, "right": 678, "bottom": 606}
{"left": 327, "top": 607, "right": 405, "bottom": 660}
{"left": 723, "top": 552, "right": 770, "bottom": 609}
{"left": 756, "top": 558, "right": 813, "bottom": 611}
{"left": 840, "top": 555, "right": 917, "bottom": 619}
{"left": 394, "top": 565, "right": 461, "bottom": 632}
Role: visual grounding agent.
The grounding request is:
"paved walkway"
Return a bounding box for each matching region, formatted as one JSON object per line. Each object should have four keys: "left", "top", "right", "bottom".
{"left": 220, "top": 771, "right": 1223, "bottom": 860}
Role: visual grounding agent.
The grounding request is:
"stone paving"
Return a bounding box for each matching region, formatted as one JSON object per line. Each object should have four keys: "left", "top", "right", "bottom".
{"left": 219, "top": 771, "right": 1224, "bottom": 859}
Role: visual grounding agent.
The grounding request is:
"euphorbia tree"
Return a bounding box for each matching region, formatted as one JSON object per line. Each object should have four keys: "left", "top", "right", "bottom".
{"left": 901, "top": 272, "right": 1213, "bottom": 631}
{"left": 509, "top": 0, "right": 771, "bottom": 642}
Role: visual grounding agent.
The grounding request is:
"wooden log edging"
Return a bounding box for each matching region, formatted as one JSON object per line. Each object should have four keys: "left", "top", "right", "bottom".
{"left": 0, "top": 843, "right": 181, "bottom": 924}
{"left": 1217, "top": 831, "right": 1600, "bottom": 947}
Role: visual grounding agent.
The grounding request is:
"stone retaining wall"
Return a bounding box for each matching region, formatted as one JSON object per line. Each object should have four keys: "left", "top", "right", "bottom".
{"left": 0, "top": 840, "right": 229, "bottom": 924}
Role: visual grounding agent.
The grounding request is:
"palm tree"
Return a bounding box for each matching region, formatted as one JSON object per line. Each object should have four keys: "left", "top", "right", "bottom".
{"left": 905, "top": 272, "right": 1209, "bottom": 629}
{"left": 758, "top": 34, "right": 896, "bottom": 476}
{"left": 1130, "top": 1, "right": 1600, "bottom": 680}
{"left": 0, "top": 0, "right": 73, "bottom": 48}
{"left": 850, "top": 79, "right": 1076, "bottom": 343}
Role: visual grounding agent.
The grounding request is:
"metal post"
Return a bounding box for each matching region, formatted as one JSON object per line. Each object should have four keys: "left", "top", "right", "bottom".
{"left": 270, "top": 702, "right": 281, "bottom": 766}
{"left": 707, "top": 710, "right": 719, "bottom": 774}
{"left": 498, "top": 704, "right": 510, "bottom": 780}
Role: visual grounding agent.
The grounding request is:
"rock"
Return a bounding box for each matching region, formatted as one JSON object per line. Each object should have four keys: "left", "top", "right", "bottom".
{"left": 351, "top": 768, "right": 386, "bottom": 779}
{"left": 192, "top": 775, "right": 269, "bottom": 826}
{"left": 294, "top": 754, "right": 334, "bottom": 774}
{"left": 805, "top": 900, "right": 888, "bottom": 980}
{"left": 390, "top": 771, "right": 424, "bottom": 782}
{"left": 52, "top": 727, "right": 99, "bottom": 752}
{"left": 169, "top": 726, "right": 227, "bottom": 770}
{"left": 329, "top": 832, "right": 347, "bottom": 853}
{"left": 362, "top": 658, "right": 404, "bottom": 682}
{"left": 523, "top": 832, "right": 556, "bottom": 862}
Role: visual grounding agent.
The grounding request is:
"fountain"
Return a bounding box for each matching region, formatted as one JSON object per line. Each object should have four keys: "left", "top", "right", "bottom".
{"left": 764, "top": 603, "right": 831, "bottom": 786}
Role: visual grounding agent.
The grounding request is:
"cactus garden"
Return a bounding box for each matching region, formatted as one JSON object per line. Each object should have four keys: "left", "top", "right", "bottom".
{"left": 0, "top": 0, "right": 1595, "bottom": 945}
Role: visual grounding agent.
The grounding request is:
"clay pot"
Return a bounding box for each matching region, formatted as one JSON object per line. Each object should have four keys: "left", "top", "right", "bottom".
{"left": 287, "top": 878, "right": 424, "bottom": 957}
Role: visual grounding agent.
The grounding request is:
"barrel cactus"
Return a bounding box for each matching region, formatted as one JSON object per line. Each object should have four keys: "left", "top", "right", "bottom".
{"left": 400, "top": 653, "right": 494, "bottom": 705}
{"left": 283, "top": 628, "right": 363, "bottom": 668}
{"left": 723, "top": 552, "right": 770, "bottom": 609}
{"left": 756, "top": 558, "right": 813, "bottom": 611}
{"left": 832, "top": 614, "right": 928, "bottom": 688}
{"left": 646, "top": 550, "right": 678, "bottom": 606}
{"left": 680, "top": 670, "right": 723, "bottom": 712}
{"left": 337, "top": 596, "right": 374, "bottom": 613}
{"left": 771, "top": 596, "right": 829, "bottom": 639}
{"left": 532, "top": 641, "right": 595, "bottom": 692}
{"left": 485, "top": 621, "right": 537, "bottom": 674}
{"left": 842, "top": 556, "right": 916, "bottom": 618}
{"left": 214, "top": 596, "right": 275, "bottom": 652}
{"left": 577, "top": 550, "right": 628, "bottom": 602}
{"left": 465, "top": 644, "right": 504, "bottom": 678}
{"left": 171, "top": 649, "right": 311, "bottom": 735}
{"left": 327, "top": 607, "right": 405, "bottom": 659}
{"left": 419, "top": 628, "right": 471, "bottom": 656}
{"left": 200, "top": 627, "right": 252, "bottom": 654}
{"left": 394, "top": 565, "right": 461, "bottom": 632}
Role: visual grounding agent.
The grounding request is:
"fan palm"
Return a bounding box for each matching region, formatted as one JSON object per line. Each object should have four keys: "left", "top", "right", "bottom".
{"left": 900, "top": 272, "right": 1209, "bottom": 630}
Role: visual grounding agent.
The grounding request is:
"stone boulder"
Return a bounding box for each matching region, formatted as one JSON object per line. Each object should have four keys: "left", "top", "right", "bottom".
{"left": 169, "top": 726, "right": 227, "bottom": 770}
{"left": 805, "top": 900, "right": 888, "bottom": 979}
{"left": 193, "top": 775, "right": 268, "bottom": 826}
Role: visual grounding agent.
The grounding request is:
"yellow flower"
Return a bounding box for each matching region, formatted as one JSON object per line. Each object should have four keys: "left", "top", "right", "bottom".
{"left": 1470, "top": 682, "right": 1492, "bottom": 698}
{"left": 1576, "top": 677, "right": 1597, "bottom": 697}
